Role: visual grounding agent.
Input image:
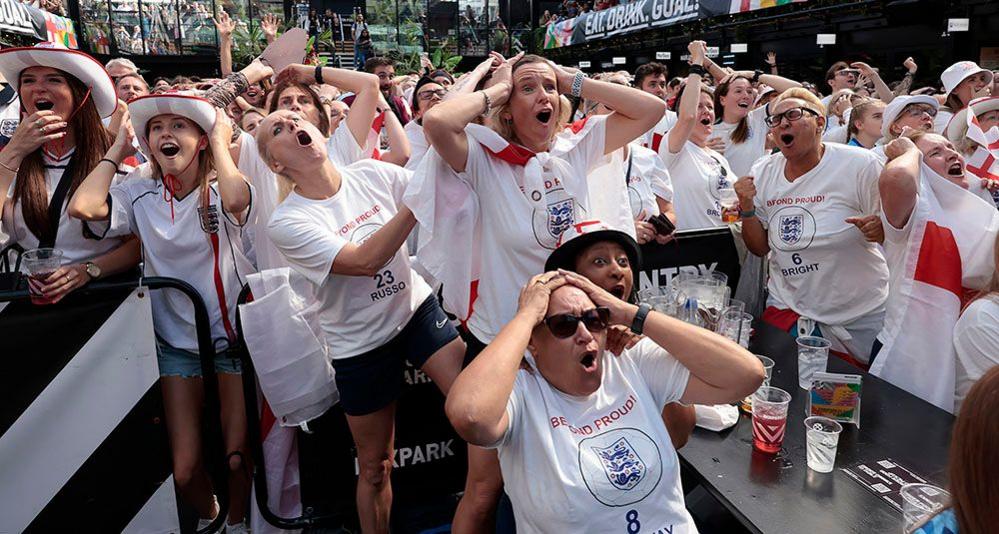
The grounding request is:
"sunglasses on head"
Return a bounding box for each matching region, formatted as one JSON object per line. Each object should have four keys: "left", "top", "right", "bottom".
{"left": 544, "top": 307, "right": 611, "bottom": 339}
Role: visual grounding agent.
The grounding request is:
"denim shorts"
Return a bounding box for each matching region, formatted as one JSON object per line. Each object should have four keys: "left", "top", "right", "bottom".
{"left": 156, "top": 339, "right": 243, "bottom": 378}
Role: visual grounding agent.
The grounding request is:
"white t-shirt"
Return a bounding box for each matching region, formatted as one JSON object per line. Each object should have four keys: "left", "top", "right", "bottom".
{"left": 933, "top": 109, "right": 954, "bottom": 135}
{"left": 659, "top": 141, "right": 735, "bottom": 230}
{"left": 238, "top": 125, "right": 364, "bottom": 271}
{"left": 489, "top": 339, "right": 695, "bottom": 534}
{"left": 640, "top": 109, "right": 678, "bottom": 153}
{"left": 750, "top": 143, "right": 888, "bottom": 324}
{"left": 2, "top": 148, "right": 124, "bottom": 265}
{"left": 626, "top": 143, "right": 673, "bottom": 219}
{"left": 953, "top": 296, "right": 999, "bottom": 412}
{"left": 822, "top": 124, "right": 850, "bottom": 144}
{"left": 107, "top": 167, "right": 256, "bottom": 351}
{"left": 712, "top": 105, "right": 769, "bottom": 177}
{"left": 877, "top": 202, "right": 914, "bottom": 349}
{"left": 404, "top": 120, "right": 430, "bottom": 171}
{"left": 462, "top": 117, "right": 608, "bottom": 342}
{"left": 267, "top": 160, "right": 432, "bottom": 358}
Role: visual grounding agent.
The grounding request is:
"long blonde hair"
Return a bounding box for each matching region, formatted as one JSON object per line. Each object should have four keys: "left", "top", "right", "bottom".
{"left": 491, "top": 55, "right": 570, "bottom": 147}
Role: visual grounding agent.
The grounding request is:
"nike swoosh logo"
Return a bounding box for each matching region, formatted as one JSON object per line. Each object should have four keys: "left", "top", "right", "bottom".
{"left": 435, "top": 318, "right": 447, "bottom": 329}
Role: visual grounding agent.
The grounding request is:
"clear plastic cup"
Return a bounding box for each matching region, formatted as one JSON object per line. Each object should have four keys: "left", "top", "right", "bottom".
{"left": 804, "top": 416, "right": 843, "bottom": 473}
{"left": 900, "top": 483, "right": 950, "bottom": 533}
{"left": 741, "top": 355, "right": 775, "bottom": 412}
{"left": 797, "top": 336, "right": 831, "bottom": 390}
{"left": 719, "top": 187, "right": 740, "bottom": 223}
{"left": 718, "top": 310, "right": 753, "bottom": 347}
{"left": 22, "top": 248, "right": 64, "bottom": 305}
{"left": 751, "top": 386, "right": 792, "bottom": 454}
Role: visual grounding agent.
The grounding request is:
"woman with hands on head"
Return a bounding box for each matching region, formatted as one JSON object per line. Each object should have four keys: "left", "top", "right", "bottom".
{"left": 660, "top": 41, "right": 737, "bottom": 230}
{"left": 445, "top": 269, "right": 764, "bottom": 534}
{"left": 0, "top": 44, "right": 140, "bottom": 304}
{"left": 735, "top": 88, "right": 889, "bottom": 366}
{"left": 256, "top": 106, "right": 466, "bottom": 534}
{"left": 68, "top": 95, "right": 254, "bottom": 532}
{"left": 420, "top": 50, "right": 664, "bottom": 533}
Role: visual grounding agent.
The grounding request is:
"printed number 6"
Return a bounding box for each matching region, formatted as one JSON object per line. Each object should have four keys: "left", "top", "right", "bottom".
{"left": 625, "top": 509, "right": 640, "bottom": 533}
{"left": 374, "top": 270, "right": 395, "bottom": 288}
{"left": 792, "top": 253, "right": 802, "bottom": 265}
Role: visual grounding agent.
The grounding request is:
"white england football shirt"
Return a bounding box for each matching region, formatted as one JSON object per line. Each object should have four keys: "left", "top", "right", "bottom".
{"left": 489, "top": 339, "right": 695, "bottom": 534}
{"left": 750, "top": 143, "right": 888, "bottom": 324}
{"left": 267, "top": 159, "right": 432, "bottom": 358}
{"left": 658, "top": 141, "right": 735, "bottom": 230}
{"left": 626, "top": 143, "right": 673, "bottom": 219}
{"left": 107, "top": 166, "right": 256, "bottom": 351}
{"left": 640, "top": 109, "right": 678, "bottom": 153}
{"left": 460, "top": 117, "right": 608, "bottom": 343}
{"left": 712, "top": 105, "right": 770, "bottom": 177}
{"left": 404, "top": 120, "right": 430, "bottom": 171}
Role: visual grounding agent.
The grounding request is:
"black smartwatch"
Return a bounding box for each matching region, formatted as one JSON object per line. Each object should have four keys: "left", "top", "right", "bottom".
{"left": 630, "top": 303, "right": 652, "bottom": 335}
{"left": 314, "top": 65, "right": 324, "bottom": 85}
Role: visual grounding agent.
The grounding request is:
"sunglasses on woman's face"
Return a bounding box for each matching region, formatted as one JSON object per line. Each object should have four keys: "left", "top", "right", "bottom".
{"left": 544, "top": 307, "right": 611, "bottom": 339}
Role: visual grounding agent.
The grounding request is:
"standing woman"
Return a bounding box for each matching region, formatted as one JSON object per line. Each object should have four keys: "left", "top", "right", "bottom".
{"left": 846, "top": 99, "right": 886, "bottom": 149}
{"left": 0, "top": 44, "right": 139, "bottom": 302}
{"left": 735, "top": 88, "right": 889, "bottom": 365}
{"left": 712, "top": 71, "right": 800, "bottom": 176}
{"left": 420, "top": 52, "right": 664, "bottom": 532}
{"left": 936, "top": 61, "right": 993, "bottom": 134}
{"left": 256, "top": 110, "right": 466, "bottom": 534}
{"left": 659, "top": 42, "right": 737, "bottom": 230}
{"left": 69, "top": 95, "right": 254, "bottom": 532}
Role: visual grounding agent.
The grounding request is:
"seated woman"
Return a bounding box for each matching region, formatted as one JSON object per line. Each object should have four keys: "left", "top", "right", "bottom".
{"left": 544, "top": 220, "right": 696, "bottom": 449}
{"left": 911, "top": 366, "right": 999, "bottom": 533}
{"left": 445, "top": 270, "right": 764, "bottom": 533}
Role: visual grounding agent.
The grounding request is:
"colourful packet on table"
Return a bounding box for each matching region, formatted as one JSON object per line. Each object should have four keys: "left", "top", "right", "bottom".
{"left": 808, "top": 372, "right": 862, "bottom": 428}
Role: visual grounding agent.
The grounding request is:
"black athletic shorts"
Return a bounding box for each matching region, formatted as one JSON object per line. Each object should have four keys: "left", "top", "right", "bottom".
{"left": 331, "top": 295, "right": 459, "bottom": 416}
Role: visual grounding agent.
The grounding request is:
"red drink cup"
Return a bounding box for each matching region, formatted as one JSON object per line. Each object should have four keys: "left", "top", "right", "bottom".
{"left": 751, "top": 386, "right": 792, "bottom": 454}
{"left": 22, "top": 248, "right": 64, "bottom": 305}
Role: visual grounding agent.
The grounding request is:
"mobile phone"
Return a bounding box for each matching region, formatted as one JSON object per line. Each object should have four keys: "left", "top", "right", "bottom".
{"left": 648, "top": 213, "right": 675, "bottom": 236}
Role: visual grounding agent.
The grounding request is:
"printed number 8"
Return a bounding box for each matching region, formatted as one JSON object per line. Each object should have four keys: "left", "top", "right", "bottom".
{"left": 373, "top": 270, "right": 395, "bottom": 288}
{"left": 625, "top": 509, "right": 640, "bottom": 533}
{"left": 792, "top": 253, "right": 802, "bottom": 265}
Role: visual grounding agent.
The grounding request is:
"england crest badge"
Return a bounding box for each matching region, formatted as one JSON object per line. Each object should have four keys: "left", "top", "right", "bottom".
{"left": 0, "top": 119, "right": 18, "bottom": 138}
{"left": 546, "top": 198, "right": 574, "bottom": 239}
{"left": 779, "top": 214, "right": 804, "bottom": 245}
{"left": 593, "top": 437, "right": 646, "bottom": 491}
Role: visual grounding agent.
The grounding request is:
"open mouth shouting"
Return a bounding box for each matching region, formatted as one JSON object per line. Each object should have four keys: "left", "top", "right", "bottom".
{"left": 737, "top": 99, "right": 751, "bottom": 110}
{"left": 535, "top": 109, "right": 553, "bottom": 124}
{"left": 779, "top": 133, "right": 796, "bottom": 149}
{"left": 579, "top": 349, "right": 599, "bottom": 372}
{"left": 609, "top": 284, "right": 626, "bottom": 300}
{"left": 34, "top": 99, "right": 54, "bottom": 111}
{"left": 947, "top": 162, "right": 964, "bottom": 176}
{"left": 296, "top": 129, "right": 313, "bottom": 147}
{"left": 159, "top": 142, "right": 180, "bottom": 157}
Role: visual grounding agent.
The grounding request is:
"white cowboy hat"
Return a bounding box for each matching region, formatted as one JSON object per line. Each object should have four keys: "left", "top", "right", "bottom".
{"left": 945, "top": 96, "right": 999, "bottom": 143}
{"left": 128, "top": 93, "right": 216, "bottom": 157}
{"left": 881, "top": 95, "right": 939, "bottom": 139}
{"left": 0, "top": 42, "right": 117, "bottom": 118}
{"left": 940, "top": 61, "right": 993, "bottom": 100}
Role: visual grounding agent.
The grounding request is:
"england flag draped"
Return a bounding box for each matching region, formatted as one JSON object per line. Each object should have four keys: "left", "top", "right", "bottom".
{"left": 870, "top": 164, "right": 999, "bottom": 412}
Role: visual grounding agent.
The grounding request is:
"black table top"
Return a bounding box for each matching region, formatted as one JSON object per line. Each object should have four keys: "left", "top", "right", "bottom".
{"left": 678, "top": 322, "right": 955, "bottom": 534}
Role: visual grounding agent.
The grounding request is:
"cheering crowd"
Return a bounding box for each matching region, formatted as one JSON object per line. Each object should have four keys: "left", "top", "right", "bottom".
{"left": 1, "top": 26, "right": 998, "bottom": 534}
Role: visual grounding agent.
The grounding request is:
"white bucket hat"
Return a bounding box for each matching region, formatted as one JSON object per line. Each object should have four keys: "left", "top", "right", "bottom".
{"left": 0, "top": 42, "right": 117, "bottom": 118}
{"left": 941, "top": 61, "right": 993, "bottom": 100}
{"left": 881, "top": 95, "right": 939, "bottom": 139}
{"left": 128, "top": 93, "right": 216, "bottom": 157}
{"left": 945, "top": 96, "right": 999, "bottom": 143}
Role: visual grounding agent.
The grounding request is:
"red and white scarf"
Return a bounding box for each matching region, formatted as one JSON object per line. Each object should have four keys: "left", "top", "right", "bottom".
{"left": 869, "top": 163, "right": 999, "bottom": 412}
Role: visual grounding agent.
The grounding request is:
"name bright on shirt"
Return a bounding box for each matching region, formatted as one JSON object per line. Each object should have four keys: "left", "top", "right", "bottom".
{"left": 550, "top": 393, "right": 638, "bottom": 435}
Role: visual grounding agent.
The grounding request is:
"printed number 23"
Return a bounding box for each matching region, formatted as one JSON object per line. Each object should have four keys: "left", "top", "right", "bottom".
{"left": 625, "top": 509, "right": 640, "bottom": 533}
{"left": 373, "top": 270, "right": 395, "bottom": 288}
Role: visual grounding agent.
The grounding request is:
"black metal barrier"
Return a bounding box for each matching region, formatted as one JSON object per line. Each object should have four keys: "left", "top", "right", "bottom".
{"left": 234, "top": 285, "right": 467, "bottom": 533}
{"left": 0, "top": 274, "right": 230, "bottom": 534}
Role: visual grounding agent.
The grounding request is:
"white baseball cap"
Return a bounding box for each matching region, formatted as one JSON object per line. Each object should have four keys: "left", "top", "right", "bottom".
{"left": 945, "top": 96, "right": 999, "bottom": 143}
{"left": 881, "top": 95, "right": 939, "bottom": 139}
{"left": 941, "top": 61, "right": 993, "bottom": 99}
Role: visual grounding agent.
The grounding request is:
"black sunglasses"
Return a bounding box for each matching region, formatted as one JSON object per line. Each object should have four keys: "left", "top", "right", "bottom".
{"left": 544, "top": 307, "right": 611, "bottom": 339}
